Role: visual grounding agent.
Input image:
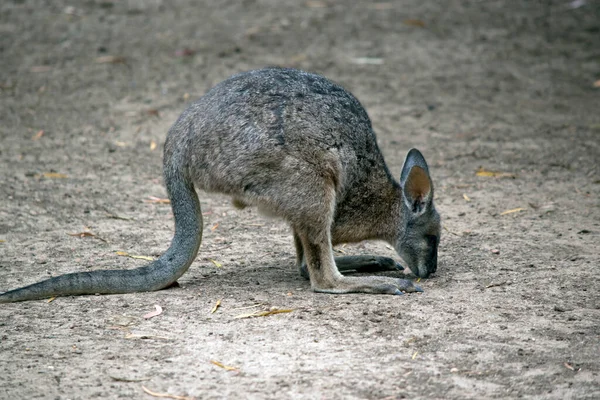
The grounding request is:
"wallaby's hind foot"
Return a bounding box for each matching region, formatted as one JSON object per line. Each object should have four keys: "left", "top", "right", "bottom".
{"left": 315, "top": 275, "right": 423, "bottom": 295}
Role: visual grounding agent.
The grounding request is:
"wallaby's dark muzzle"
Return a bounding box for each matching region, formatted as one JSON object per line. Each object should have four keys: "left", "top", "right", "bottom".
{"left": 416, "top": 235, "right": 438, "bottom": 278}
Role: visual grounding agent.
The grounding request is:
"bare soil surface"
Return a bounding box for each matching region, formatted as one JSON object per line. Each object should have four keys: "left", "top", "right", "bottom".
{"left": 1, "top": 1, "right": 599, "bottom": 399}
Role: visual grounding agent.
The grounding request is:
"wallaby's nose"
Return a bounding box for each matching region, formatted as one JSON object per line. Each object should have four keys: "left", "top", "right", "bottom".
{"left": 415, "top": 267, "right": 431, "bottom": 278}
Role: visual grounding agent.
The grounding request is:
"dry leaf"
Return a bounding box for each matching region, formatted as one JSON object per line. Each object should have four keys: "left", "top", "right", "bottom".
{"left": 485, "top": 281, "right": 508, "bottom": 288}
{"left": 568, "top": 0, "right": 587, "bottom": 9}
{"left": 68, "top": 231, "right": 96, "bottom": 238}
{"left": 351, "top": 57, "right": 384, "bottom": 65}
{"left": 306, "top": 0, "right": 326, "bottom": 7}
{"left": 476, "top": 168, "right": 516, "bottom": 178}
{"left": 462, "top": 193, "right": 471, "bottom": 202}
{"left": 404, "top": 336, "right": 417, "bottom": 345}
{"left": 68, "top": 231, "right": 107, "bottom": 242}
{"left": 443, "top": 225, "right": 460, "bottom": 236}
{"left": 143, "top": 304, "right": 163, "bottom": 319}
{"left": 32, "top": 130, "right": 44, "bottom": 140}
{"left": 109, "top": 375, "right": 150, "bottom": 382}
{"left": 404, "top": 19, "right": 426, "bottom": 28}
{"left": 63, "top": 6, "right": 83, "bottom": 16}
{"left": 96, "top": 55, "right": 126, "bottom": 64}
{"left": 564, "top": 362, "right": 578, "bottom": 371}
{"left": 141, "top": 385, "right": 195, "bottom": 400}
{"left": 234, "top": 308, "right": 294, "bottom": 319}
{"left": 288, "top": 53, "right": 308, "bottom": 64}
{"left": 500, "top": 207, "right": 526, "bottom": 215}
{"left": 371, "top": 3, "right": 394, "bottom": 10}
{"left": 174, "top": 48, "right": 196, "bottom": 57}
{"left": 0, "top": 239, "right": 5, "bottom": 243}
{"left": 47, "top": 297, "right": 56, "bottom": 303}
{"left": 146, "top": 108, "right": 160, "bottom": 117}
{"left": 145, "top": 196, "right": 170, "bottom": 204}
{"left": 211, "top": 299, "right": 222, "bottom": 314}
{"left": 30, "top": 66, "right": 52, "bottom": 73}
{"left": 43, "top": 172, "right": 68, "bottom": 179}
{"left": 150, "top": 140, "right": 157, "bottom": 151}
{"left": 210, "top": 223, "right": 219, "bottom": 231}
{"left": 105, "top": 212, "right": 133, "bottom": 221}
{"left": 125, "top": 333, "right": 170, "bottom": 340}
{"left": 209, "top": 259, "right": 222, "bottom": 268}
{"left": 210, "top": 360, "right": 239, "bottom": 371}
{"left": 116, "top": 251, "right": 154, "bottom": 261}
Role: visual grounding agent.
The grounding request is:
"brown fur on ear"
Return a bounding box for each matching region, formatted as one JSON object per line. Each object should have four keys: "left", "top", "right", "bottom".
{"left": 404, "top": 166, "right": 431, "bottom": 212}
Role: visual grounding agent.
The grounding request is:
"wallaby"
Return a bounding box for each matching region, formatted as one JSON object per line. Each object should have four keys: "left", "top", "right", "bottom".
{"left": 0, "top": 67, "right": 440, "bottom": 303}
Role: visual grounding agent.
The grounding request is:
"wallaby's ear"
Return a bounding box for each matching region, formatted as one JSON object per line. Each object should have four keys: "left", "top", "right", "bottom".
{"left": 400, "top": 148, "right": 433, "bottom": 214}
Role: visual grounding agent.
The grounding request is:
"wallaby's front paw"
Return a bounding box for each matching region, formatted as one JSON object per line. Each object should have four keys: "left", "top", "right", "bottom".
{"left": 352, "top": 256, "right": 404, "bottom": 273}
{"left": 377, "top": 256, "right": 404, "bottom": 271}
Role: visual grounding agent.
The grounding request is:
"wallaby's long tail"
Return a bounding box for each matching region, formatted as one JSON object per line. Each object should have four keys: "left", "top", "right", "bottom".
{"left": 0, "top": 156, "right": 202, "bottom": 303}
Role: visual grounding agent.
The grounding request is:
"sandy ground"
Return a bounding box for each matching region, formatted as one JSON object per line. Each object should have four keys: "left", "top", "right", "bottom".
{"left": 1, "top": 0, "right": 599, "bottom": 399}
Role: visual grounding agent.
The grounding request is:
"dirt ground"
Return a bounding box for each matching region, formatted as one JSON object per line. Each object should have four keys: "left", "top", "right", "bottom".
{"left": 0, "top": 0, "right": 599, "bottom": 399}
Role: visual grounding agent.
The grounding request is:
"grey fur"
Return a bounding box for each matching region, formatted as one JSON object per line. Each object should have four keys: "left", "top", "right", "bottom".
{"left": 0, "top": 67, "right": 440, "bottom": 302}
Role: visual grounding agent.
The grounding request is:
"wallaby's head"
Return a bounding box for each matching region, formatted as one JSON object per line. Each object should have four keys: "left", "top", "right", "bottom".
{"left": 396, "top": 149, "right": 441, "bottom": 278}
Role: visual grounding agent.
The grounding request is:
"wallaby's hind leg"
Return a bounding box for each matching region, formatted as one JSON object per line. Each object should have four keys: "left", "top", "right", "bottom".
{"left": 295, "top": 228, "right": 420, "bottom": 294}
{"left": 294, "top": 228, "right": 344, "bottom": 290}
{"left": 293, "top": 231, "right": 310, "bottom": 280}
